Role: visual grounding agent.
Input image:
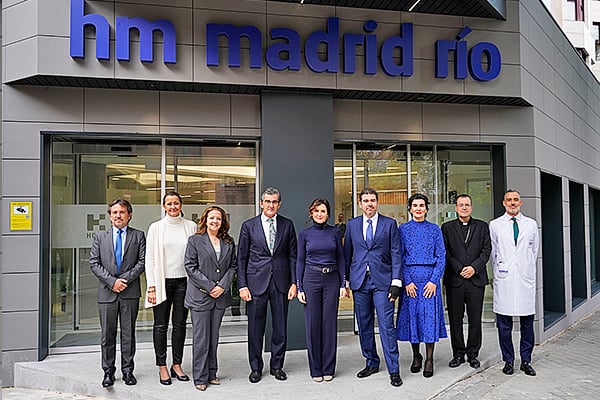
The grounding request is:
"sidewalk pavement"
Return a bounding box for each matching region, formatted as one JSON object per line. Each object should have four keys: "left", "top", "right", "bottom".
{"left": 4, "top": 323, "right": 501, "bottom": 400}
{"left": 4, "top": 310, "right": 598, "bottom": 400}
{"left": 432, "top": 309, "right": 600, "bottom": 400}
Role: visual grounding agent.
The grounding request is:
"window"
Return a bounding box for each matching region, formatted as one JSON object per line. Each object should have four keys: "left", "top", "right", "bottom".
{"left": 565, "top": 0, "right": 584, "bottom": 21}
{"left": 593, "top": 23, "right": 600, "bottom": 62}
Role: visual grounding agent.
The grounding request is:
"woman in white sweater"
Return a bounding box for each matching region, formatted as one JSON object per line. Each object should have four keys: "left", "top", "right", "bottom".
{"left": 145, "top": 191, "right": 198, "bottom": 385}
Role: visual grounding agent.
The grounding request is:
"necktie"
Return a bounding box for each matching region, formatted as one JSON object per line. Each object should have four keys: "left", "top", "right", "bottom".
{"left": 267, "top": 218, "right": 275, "bottom": 254}
{"left": 366, "top": 219, "right": 373, "bottom": 246}
{"left": 115, "top": 229, "right": 123, "bottom": 274}
{"left": 511, "top": 217, "right": 519, "bottom": 245}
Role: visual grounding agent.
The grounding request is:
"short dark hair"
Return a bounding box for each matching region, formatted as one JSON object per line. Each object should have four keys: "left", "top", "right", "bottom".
{"left": 308, "top": 198, "right": 331, "bottom": 218}
{"left": 162, "top": 191, "right": 183, "bottom": 205}
{"left": 408, "top": 193, "right": 429, "bottom": 210}
{"left": 505, "top": 188, "right": 521, "bottom": 197}
{"left": 455, "top": 193, "right": 472, "bottom": 205}
{"left": 107, "top": 198, "right": 132, "bottom": 214}
{"left": 261, "top": 187, "right": 281, "bottom": 202}
{"left": 359, "top": 187, "right": 378, "bottom": 201}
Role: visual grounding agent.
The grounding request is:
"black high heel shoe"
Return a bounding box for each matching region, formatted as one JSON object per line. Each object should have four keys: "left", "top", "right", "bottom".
{"left": 423, "top": 359, "right": 434, "bottom": 378}
{"left": 159, "top": 369, "right": 172, "bottom": 385}
{"left": 170, "top": 366, "right": 190, "bottom": 382}
{"left": 410, "top": 353, "right": 423, "bottom": 373}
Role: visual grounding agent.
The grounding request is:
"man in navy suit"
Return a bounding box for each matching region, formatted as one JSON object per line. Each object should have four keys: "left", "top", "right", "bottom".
{"left": 344, "top": 188, "right": 403, "bottom": 387}
{"left": 237, "top": 187, "right": 298, "bottom": 383}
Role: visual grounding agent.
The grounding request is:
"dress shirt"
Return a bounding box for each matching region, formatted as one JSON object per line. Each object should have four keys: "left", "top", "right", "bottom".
{"left": 362, "top": 213, "right": 379, "bottom": 241}
{"left": 261, "top": 213, "right": 278, "bottom": 246}
{"left": 112, "top": 225, "right": 127, "bottom": 259}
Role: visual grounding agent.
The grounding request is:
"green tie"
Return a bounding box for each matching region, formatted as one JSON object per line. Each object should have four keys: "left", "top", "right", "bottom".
{"left": 511, "top": 217, "right": 519, "bottom": 245}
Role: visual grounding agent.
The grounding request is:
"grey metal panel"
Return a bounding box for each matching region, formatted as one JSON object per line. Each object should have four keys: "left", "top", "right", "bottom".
{"left": 261, "top": 92, "right": 334, "bottom": 350}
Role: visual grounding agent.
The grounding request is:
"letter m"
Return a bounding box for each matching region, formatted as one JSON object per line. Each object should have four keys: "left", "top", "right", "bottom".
{"left": 116, "top": 17, "right": 177, "bottom": 63}
{"left": 206, "top": 23, "right": 262, "bottom": 68}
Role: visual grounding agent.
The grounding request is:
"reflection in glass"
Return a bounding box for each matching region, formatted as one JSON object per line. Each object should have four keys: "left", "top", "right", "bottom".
{"left": 50, "top": 138, "right": 257, "bottom": 347}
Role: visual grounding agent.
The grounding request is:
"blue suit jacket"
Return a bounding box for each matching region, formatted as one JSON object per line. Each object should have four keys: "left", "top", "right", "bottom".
{"left": 344, "top": 214, "right": 403, "bottom": 291}
{"left": 237, "top": 214, "right": 297, "bottom": 296}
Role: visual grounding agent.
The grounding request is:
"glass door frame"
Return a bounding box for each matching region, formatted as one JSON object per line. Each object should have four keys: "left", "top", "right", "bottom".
{"left": 42, "top": 132, "right": 260, "bottom": 356}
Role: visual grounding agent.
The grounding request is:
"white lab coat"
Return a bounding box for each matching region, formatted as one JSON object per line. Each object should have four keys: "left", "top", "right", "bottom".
{"left": 490, "top": 213, "right": 539, "bottom": 316}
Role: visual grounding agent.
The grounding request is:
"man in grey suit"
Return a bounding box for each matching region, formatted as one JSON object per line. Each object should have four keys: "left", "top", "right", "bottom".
{"left": 90, "top": 198, "right": 146, "bottom": 388}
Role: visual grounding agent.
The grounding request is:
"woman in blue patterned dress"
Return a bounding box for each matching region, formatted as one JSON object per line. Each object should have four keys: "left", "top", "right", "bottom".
{"left": 396, "top": 193, "right": 447, "bottom": 378}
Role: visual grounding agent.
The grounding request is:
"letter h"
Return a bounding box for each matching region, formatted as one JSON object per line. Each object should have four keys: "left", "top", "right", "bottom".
{"left": 70, "top": 0, "right": 110, "bottom": 60}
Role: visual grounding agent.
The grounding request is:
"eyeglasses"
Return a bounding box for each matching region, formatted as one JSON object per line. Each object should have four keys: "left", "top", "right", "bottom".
{"left": 262, "top": 200, "right": 280, "bottom": 205}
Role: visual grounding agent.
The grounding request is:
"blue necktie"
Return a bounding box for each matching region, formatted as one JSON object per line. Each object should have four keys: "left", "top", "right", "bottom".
{"left": 511, "top": 217, "right": 519, "bottom": 246}
{"left": 366, "top": 219, "right": 373, "bottom": 246}
{"left": 115, "top": 229, "right": 123, "bottom": 274}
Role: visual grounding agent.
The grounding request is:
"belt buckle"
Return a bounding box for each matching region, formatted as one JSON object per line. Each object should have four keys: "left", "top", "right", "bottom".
{"left": 322, "top": 267, "right": 331, "bottom": 273}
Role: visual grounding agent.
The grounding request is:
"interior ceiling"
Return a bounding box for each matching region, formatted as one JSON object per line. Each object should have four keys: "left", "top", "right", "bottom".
{"left": 267, "top": 0, "right": 506, "bottom": 20}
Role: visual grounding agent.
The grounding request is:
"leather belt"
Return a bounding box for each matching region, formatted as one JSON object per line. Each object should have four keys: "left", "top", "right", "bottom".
{"left": 307, "top": 264, "right": 337, "bottom": 274}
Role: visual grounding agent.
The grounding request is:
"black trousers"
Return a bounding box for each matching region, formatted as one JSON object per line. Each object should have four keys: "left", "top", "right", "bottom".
{"left": 152, "top": 277, "right": 189, "bottom": 366}
{"left": 445, "top": 280, "right": 485, "bottom": 360}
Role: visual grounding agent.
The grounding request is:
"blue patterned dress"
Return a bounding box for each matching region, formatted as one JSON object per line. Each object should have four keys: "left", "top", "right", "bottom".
{"left": 396, "top": 219, "right": 448, "bottom": 343}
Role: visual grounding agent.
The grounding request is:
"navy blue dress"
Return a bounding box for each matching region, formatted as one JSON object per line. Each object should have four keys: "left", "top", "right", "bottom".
{"left": 296, "top": 223, "right": 345, "bottom": 378}
{"left": 396, "top": 220, "right": 448, "bottom": 343}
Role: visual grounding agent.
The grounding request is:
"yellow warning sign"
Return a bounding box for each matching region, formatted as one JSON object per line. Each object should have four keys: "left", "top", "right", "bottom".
{"left": 10, "top": 202, "right": 32, "bottom": 231}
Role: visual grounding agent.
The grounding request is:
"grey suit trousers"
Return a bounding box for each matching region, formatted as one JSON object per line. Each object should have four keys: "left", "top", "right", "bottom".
{"left": 98, "top": 297, "right": 139, "bottom": 374}
{"left": 190, "top": 307, "right": 226, "bottom": 385}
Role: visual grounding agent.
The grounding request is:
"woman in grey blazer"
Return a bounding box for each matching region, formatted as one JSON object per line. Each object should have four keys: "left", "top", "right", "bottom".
{"left": 184, "top": 206, "right": 237, "bottom": 392}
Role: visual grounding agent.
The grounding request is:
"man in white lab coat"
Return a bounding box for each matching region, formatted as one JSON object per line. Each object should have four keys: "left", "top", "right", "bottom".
{"left": 489, "top": 189, "right": 539, "bottom": 377}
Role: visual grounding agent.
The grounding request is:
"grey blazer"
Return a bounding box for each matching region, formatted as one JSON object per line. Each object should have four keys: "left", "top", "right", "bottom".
{"left": 184, "top": 233, "right": 237, "bottom": 311}
{"left": 89, "top": 227, "right": 146, "bottom": 303}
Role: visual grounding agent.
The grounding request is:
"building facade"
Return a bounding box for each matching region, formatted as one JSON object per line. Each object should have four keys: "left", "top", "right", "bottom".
{"left": 2, "top": 0, "right": 600, "bottom": 386}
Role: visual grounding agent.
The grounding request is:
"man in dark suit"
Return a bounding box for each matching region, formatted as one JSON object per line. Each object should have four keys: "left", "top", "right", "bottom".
{"left": 89, "top": 198, "right": 146, "bottom": 388}
{"left": 343, "top": 188, "right": 403, "bottom": 387}
{"left": 441, "top": 193, "right": 491, "bottom": 370}
{"left": 237, "top": 187, "right": 298, "bottom": 383}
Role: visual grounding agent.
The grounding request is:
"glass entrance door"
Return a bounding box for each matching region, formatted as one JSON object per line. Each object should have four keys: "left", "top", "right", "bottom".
{"left": 50, "top": 137, "right": 257, "bottom": 348}
{"left": 333, "top": 143, "right": 495, "bottom": 328}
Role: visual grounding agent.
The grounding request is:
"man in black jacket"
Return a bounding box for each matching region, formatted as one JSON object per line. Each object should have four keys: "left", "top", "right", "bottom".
{"left": 441, "top": 194, "right": 491, "bottom": 369}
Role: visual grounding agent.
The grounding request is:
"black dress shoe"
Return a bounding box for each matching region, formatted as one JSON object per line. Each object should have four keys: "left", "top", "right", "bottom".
{"left": 270, "top": 368, "right": 287, "bottom": 381}
{"left": 102, "top": 372, "right": 115, "bottom": 388}
{"left": 468, "top": 358, "right": 481, "bottom": 369}
{"left": 249, "top": 370, "right": 262, "bottom": 383}
{"left": 159, "top": 373, "right": 172, "bottom": 385}
{"left": 122, "top": 372, "right": 137, "bottom": 386}
{"left": 448, "top": 356, "right": 465, "bottom": 368}
{"left": 502, "top": 361, "right": 514, "bottom": 375}
{"left": 520, "top": 361, "right": 536, "bottom": 376}
{"left": 411, "top": 353, "right": 423, "bottom": 373}
{"left": 356, "top": 365, "right": 379, "bottom": 378}
{"left": 170, "top": 366, "right": 190, "bottom": 381}
{"left": 423, "top": 359, "right": 434, "bottom": 378}
{"left": 390, "top": 373, "right": 403, "bottom": 387}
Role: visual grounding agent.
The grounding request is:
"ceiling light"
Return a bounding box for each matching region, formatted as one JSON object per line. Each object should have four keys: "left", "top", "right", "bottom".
{"left": 408, "top": 0, "right": 422, "bottom": 12}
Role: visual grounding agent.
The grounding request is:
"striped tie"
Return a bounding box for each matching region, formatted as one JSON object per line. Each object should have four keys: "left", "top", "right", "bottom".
{"left": 268, "top": 218, "right": 275, "bottom": 254}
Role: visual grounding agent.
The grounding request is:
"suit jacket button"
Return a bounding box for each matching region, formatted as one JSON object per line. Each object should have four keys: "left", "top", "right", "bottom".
{"left": 216, "top": 269, "right": 220, "bottom": 273}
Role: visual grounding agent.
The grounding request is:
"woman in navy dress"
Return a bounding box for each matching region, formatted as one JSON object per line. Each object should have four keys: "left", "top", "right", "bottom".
{"left": 296, "top": 198, "right": 347, "bottom": 382}
{"left": 396, "top": 193, "right": 447, "bottom": 378}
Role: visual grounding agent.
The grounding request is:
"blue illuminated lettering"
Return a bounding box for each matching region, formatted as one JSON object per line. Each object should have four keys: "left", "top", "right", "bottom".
{"left": 206, "top": 23, "right": 262, "bottom": 68}
{"left": 435, "top": 26, "right": 501, "bottom": 81}
{"left": 69, "top": 3, "right": 501, "bottom": 81}
{"left": 69, "top": 0, "right": 177, "bottom": 63}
